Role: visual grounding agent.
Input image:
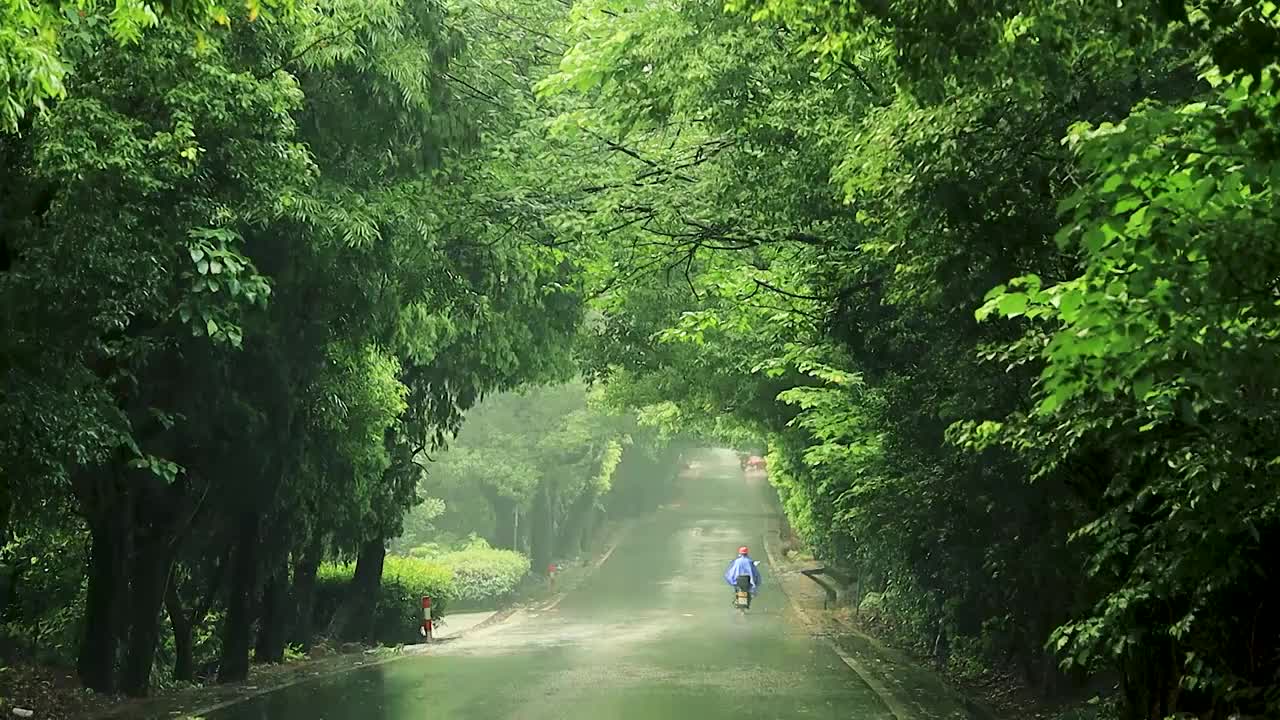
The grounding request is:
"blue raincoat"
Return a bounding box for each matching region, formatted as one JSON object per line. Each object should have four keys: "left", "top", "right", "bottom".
{"left": 724, "top": 555, "right": 761, "bottom": 594}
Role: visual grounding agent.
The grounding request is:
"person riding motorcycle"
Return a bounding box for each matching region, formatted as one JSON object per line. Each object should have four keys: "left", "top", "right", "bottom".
{"left": 724, "top": 546, "right": 761, "bottom": 608}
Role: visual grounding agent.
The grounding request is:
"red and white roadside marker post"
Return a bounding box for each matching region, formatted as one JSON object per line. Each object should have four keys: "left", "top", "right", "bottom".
{"left": 547, "top": 563, "right": 557, "bottom": 591}
{"left": 420, "top": 596, "right": 433, "bottom": 643}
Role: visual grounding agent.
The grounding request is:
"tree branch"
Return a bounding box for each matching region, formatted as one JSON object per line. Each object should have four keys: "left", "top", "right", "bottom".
{"left": 259, "top": 20, "right": 363, "bottom": 80}
{"left": 752, "top": 278, "right": 835, "bottom": 303}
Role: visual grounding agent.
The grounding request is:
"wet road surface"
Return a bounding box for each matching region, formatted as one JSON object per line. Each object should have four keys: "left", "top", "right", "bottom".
{"left": 208, "top": 451, "right": 895, "bottom": 720}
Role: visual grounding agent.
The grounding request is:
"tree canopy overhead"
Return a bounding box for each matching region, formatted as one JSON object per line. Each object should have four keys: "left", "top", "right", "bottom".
{"left": 2, "top": 0, "right": 584, "bottom": 696}
{"left": 532, "top": 0, "right": 1280, "bottom": 718}
{"left": 2, "top": 0, "right": 1280, "bottom": 717}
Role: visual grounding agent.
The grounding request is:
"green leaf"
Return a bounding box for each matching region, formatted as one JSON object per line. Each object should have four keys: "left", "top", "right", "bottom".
{"left": 1113, "top": 197, "right": 1143, "bottom": 214}
{"left": 997, "top": 292, "right": 1028, "bottom": 318}
{"left": 1082, "top": 227, "right": 1107, "bottom": 253}
{"left": 1057, "top": 288, "right": 1084, "bottom": 322}
{"left": 1132, "top": 374, "right": 1154, "bottom": 401}
{"left": 1053, "top": 224, "right": 1077, "bottom": 248}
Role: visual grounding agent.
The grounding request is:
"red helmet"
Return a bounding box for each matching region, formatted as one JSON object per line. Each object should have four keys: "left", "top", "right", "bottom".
{"left": 738, "top": 546, "right": 749, "bottom": 555}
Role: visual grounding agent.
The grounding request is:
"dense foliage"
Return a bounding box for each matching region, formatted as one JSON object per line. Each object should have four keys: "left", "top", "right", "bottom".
{"left": 315, "top": 556, "right": 454, "bottom": 645}
{"left": 4, "top": 0, "right": 1278, "bottom": 717}
{"left": 0, "top": 1, "right": 291, "bottom": 132}
{"left": 0, "top": 0, "right": 583, "bottom": 697}
{"left": 530, "top": 1, "right": 1280, "bottom": 718}
{"left": 400, "top": 383, "right": 676, "bottom": 576}
{"left": 434, "top": 541, "right": 531, "bottom": 608}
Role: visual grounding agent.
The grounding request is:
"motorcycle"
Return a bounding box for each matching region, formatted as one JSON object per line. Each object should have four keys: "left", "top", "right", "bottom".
{"left": 732, "top": 560, "right": 761, "bottom": 613}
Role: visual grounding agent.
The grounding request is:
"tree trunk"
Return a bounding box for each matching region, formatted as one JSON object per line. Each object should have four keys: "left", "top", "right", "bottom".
{"left": 582, "top": 506, "right": 603, "bottom": 552}
{"left": 218, "top": 513, "right": 259, "bottom": 684}
{"left": 0, "top": 562, "right": 16, "bottom": 624}
{"left": 343, "top": 538, "right": 386, "bottom": 643}
{"left": 78, "top": 518, "right": 128, "bottom": 693}
{"left": 489, "top": 491, "right": 516, "bottom": 551}
{"left": 0, "top": 479, "right": 10, "bottom": 557}
{"left": 289, "top": 545, "right": 321, "bottom": 651}
{"left": 557, "top": 488, "right": 597, "bottom": 558}
{"left": 168, "top": 550, "right": 230, "bottom": 683}
{"left": 254, "top": 562, "right": 288, "bottom": 664}
{"left": 531, "top": 482, "right": 554, "bottom": 575}
{"left": 165, "top": 581, "right": 195, "bottom": 683}
{"left": 120, "top": 535, "right": 173, "bottom": 697}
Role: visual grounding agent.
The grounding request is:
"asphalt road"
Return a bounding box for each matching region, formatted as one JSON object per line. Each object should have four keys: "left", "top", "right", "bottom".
{"left": 207, "top": 450, "right": 895, "bottom": 720}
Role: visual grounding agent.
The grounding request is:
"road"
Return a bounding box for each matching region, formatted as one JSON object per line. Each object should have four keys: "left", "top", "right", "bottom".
{"left": 207, "top": 450, "right": 897, "bottom": 720}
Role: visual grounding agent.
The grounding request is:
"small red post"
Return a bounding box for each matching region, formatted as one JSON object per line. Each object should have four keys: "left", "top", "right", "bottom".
{"left": 547, "top": 563, "right": 557, "bottom": 591}
{"left": 421, "top": 596, "right": 433, "bottom": 642}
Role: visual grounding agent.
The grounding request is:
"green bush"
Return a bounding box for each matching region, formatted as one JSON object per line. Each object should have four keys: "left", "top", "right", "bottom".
{"left": 859, "top": 591, "right": 885, "bottom": 618}
{"left": 377, "top": 555, "right": 455, "bottom": 593}
{"left": 435, "top": 540, "right": 530, "bottom": 609}
{"left": 375, "top": 559, "right": 456, "bottom": 644}
{"left": 0, "top": 524, "right": 87, "bottom": 665}
{"left": 310, "top": 543, "right": 528, "bottom": 645}
{"left": 314, "top": 556, "right": 455, "bottom": 645}
{"left": 405, "top": 543, "right": 442, "bottom": 558}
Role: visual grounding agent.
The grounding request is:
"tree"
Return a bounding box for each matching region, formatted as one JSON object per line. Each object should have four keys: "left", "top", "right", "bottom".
{"left": 415, "top": 383, "right": 631, "bottom": 568}
{"left": 0, "top": 0, "right": 291, "bottom": 133}
{"left": 1, "top": 0, "right": 586, "bottom": 695}
{"left": 535, "top": 0, "right": 1280, "bottom": 716}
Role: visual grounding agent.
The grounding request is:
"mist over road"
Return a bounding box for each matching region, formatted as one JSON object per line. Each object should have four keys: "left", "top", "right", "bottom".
{"left": 208, "top": 450, "right": 893, "bottom": 720}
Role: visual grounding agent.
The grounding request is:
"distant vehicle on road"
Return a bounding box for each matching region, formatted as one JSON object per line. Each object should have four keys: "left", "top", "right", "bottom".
{"left": 744, "top": 456, "right": 766, "bottom": 471}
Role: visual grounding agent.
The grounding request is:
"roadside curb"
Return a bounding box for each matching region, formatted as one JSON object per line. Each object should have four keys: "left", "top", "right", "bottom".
{"left": 762, "top": 531, "right": 918, "bottom": 720}
{"left": 119, "top": 519, "right": 638, "bottom": 719}
{"left": 539, "top": 521, "right": 627, "bottom": 613}
{"left": 99, "top": 645, "right": 425, "bottom": 720}
{"left": 757, "top": 477, "right": 1001, "bottom": 720}
{"left": 126, "top": 607, "right": 520, "bottom": 719}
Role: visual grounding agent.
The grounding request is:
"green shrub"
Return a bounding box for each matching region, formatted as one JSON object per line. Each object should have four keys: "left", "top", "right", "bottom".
{"left": 314, "top": 556, "right": 455, "bottom": 645}
{"left": 944, "top": 634, "right": 990, "bottom": 683}
{"left": 405, "top": 543, "right": 442, "bottom": 558}
{"left": 1052, "top": 696, "right": 1121, "bottom": 720}
{"left": 310, "top": 542, "right": 528, "bottom": 645}
{"left": 0, "top": 524, "right": 88, "bottom": 665}
{"left": 435, "top": 540, "right": 530, "bottom": 609}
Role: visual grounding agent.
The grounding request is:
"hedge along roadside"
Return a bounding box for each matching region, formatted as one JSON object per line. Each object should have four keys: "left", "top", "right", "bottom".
{"left": 315, "top": 557, "right": 455, "bottom": 646}
{"left": 436, "top": 545, "right": 531, "bottom": 611}
{"left": 314, "top": 547, "right": 532, "bottom": 644}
